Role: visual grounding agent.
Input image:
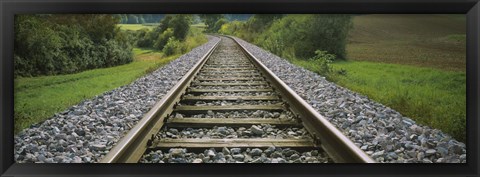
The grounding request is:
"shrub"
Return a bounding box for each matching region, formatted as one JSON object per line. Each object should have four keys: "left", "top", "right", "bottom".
{"left": 309, "top": 50, "right": 336, "bottom": 76}
{"left": 220, "top": 14, "right": 352, "bottom": 60}
{"left": 199, "top": 14, "right": 224, "bottom": 32}
{"left": 162, "top": 37, "right": 183, "bottom": 56}
{"left": 213, "top": 18, "right": 228, "bottom": 33}
{"left": 136, "top": 29, "right": 153, "bottom": 47}
{"left": 14, "top": 14, "right": 134, "bottom": 77}
{"left": 154, "top": 28, "right": 174, "bottom": 50}
{"left": 137, "top": 14, "right": 192, "bottom": 51}
{"left": 256, "top": 14, "right": 352, "bottom": 60}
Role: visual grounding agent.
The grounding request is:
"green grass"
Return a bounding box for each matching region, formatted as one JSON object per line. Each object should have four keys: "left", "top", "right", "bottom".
{"left": 14, "top": 48, "right": 180, "bottom": 134}
{"left": 117, "top": 24, "right": 155, "bottom": 31}
{"left": 191, "top": 23, "right": 207, "bottom": 28}
{"left": 331, "top": 61, "right": 466, "bottom": 142}
{"left": 347, "top": 14, "right": 466, "bottom": 71}
{"left": 292, "top": 58, "right": 466, "bottom": 142}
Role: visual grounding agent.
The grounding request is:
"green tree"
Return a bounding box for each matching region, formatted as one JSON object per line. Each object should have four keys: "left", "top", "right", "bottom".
{"left": 256, "top": 14, "right": 352, "bottom": 59}
{"left": 127, "top": 14, "right": 138, "bottom": 24}
{"left": 14, "top": 14, "right": 133, "bottom": 77}
{"left": 199, "top": 14, "right": 224, "bottom": 32}
{"left": 213, "top": 18, "right": 228, "bottom": 33}
{"left": 168, "top": 14, "right": 191, "bottom": 41}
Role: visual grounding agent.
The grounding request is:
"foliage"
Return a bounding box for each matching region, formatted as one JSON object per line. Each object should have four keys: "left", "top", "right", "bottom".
{"left": 162, "top": 37, "right": 183, "bottom": 55}
{"left": 223, "top": 14, "right": 252, "bottom": 21}
{"left": 14, "top": 14, "right": 134, "bottom": 77}
{"left": 220, "top": 14, "right": 352, "bottom": 60}
{"left": 213, "top": 18, "right": 229, "bottom": 33}
{"left": 154, "top": 28, "right": 174, "bottom": 50}
{"left": 134, "top": 14, "right": 199, "bottom": 56}
{"left": 256, "top": 14, "right": 352, "bottom": 59}
{"left": 199, "top": 14, "right": 224, "bottom": 32}
{"left": 218, "top": 20, "right": 243, "bottom": 35}
{"left": 136, "top": 28, "right": 154, "bottom": 47}
{"left": 166, "top": 15, "right": 191, "bottom": 41}
{"left": 309, "top": 50, "right": 335, "bottom": 77}
{"left": 115, "top": 14, "right": 165, "bottom": 24}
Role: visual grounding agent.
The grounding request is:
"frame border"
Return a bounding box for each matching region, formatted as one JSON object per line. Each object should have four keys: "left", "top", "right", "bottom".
{"left": 1, "top": 0, "right": 478, "bottom": 176}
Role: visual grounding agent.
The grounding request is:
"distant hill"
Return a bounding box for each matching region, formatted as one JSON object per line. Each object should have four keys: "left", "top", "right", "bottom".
{"left": 347, "top": 14, "right": 466, "bottom": 71}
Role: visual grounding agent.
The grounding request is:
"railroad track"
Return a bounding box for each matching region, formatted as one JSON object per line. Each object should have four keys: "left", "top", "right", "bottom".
{"left": 100, "top": 36, "right": 375, "bottom": 163}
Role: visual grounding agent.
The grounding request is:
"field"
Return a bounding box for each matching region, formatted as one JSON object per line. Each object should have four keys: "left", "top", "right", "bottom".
{"left": 347, "top": 14, "right": 466, "bottom": 71}
{"left": 117, "top": 24, "right": 156, "bottom": 31}
{"left": 336, "top": 14, "right": 466, "bottom": 142}
{"left": 14, "top": 48, "right": 179, "bottom": 134}
{"left": 117, "top": 23, "right": 206, "bottom": 32}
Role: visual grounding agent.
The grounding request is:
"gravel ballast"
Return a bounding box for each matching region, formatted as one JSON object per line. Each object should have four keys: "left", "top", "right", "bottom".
{"left": 14, "top": 36, "right": 221, "bottom": 163}
{"left": 233, "top": 37, "right": 466, "bottom": 163}
{"left": 140, "top": 147, "right": 332, "bottom": 163}
{"left": 156, "top": 126, "right": 310, "bottom": 139}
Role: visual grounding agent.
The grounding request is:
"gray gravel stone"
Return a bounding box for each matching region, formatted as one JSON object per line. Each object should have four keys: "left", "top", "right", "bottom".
{"left": 249, "top": 148, "right": 263, "bottom": 156}
{"left": 250, "top": 125, "right": 264, "bottom": 135}
{"left": 140, "top": 147, "right": 332, "bottom": 163}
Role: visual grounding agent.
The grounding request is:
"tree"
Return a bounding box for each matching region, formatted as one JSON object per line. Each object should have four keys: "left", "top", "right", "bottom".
{"left": 168, "top": 14, "right": 191, "bottom": 40}
{"left": 256, "top": 14, "right": 352, "bottom": 59}
{"left": 14, "top": 14, "right": 133, "bottom": 77}
{"left": 213, "top": 18, "right": 228, "bottom": 33}
{"left": 127, "top": 14, "right": 138, "bottom": 24}
{"left": 199, "top": 14, "right": 224, "bottom": 32}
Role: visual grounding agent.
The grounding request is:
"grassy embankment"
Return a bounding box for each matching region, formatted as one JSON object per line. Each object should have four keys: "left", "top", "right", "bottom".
{"left": 14, "top": 24, "right": 207, "bottom": 134}
{"left": 293, "top": 14, "right": 466, "bottom": 142}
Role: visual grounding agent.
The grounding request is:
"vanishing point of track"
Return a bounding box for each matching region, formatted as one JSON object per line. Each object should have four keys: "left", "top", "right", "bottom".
{"left": 100, "top": 36, "right": 375, "bottom": 163}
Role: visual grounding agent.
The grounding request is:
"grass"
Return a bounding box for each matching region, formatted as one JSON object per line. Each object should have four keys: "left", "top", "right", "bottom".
{"left": 331, "top": 61, "right": 466, "bottom": 142}
{"left": 117, "top": 24, "right": 155, "bottom": 31}
{"left": 14, "top": 48, "right": 180, "bottom": 134}
{"left": 292, "top": 59, "right": 466, "bottom": 142}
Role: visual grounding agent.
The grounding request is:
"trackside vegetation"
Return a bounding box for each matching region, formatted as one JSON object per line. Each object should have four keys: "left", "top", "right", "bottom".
{"left": 14, "top": 14, "right": 207, "bottom": 134}
{"left": 14, "top": 15, "right": 134, "bottom": 77}
{"left": 218, "top": 14, "right": 466, "bottom": 142}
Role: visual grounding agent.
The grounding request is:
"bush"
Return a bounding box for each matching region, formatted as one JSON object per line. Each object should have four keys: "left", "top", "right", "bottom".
{"left": 154, "top": 28, "right": 174, "bottom": 50}
{"left": 14, "top": 14, "right": 134, "bottom": 77}
{"left": 256, "top": 15, "right": 352, "bottom": 60}
{"left": 162, "top": 37, "right": 183, "bottom": 56}
{"left": 309, "top": 50, "right": 336, "bottom": 76}
{"left": 220, "top": 14, "right": 352, "bottom": 60}
{"left": 136, "top": 29, "right": 154, "bottom": 47}
{"left": 213, "top": 18, "right": 228, "bottom": 33}
{"left": 199, "top": 14, "right": 224, "bottom": 32}
{"left": 136, "top": 14, "right": 192, "bottom": 51}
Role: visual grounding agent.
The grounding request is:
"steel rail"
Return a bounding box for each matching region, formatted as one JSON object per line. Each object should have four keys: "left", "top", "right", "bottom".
{"left": 99, "top": 39, "right": 221, "bottom": 163}
{"left": 229, "top": 36, "right": 376, "bottom": 163}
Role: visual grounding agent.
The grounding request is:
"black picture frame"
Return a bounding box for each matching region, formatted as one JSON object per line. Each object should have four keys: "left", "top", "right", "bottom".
{"left": 1, "top": 0, "right": 479, "bottom": 176}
